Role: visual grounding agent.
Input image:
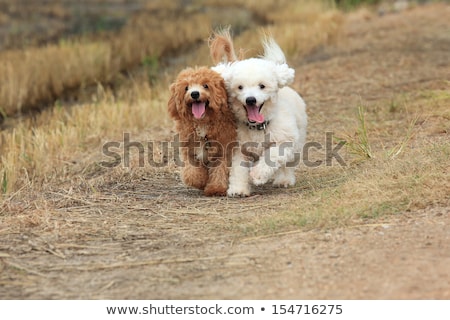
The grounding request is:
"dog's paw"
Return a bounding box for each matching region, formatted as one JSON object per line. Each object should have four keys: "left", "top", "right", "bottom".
{"left": 272, "top": 177, "right": 295, "bottom": 188}
{"left": 272, "top": 172, "right": 296, "bottom": 188}
{"left": 249, "top": 163, "right": 273, "bottom": 186}
{"left": 227, "top": 184, "right": 251, "bottom": 197}
{"left": 204, "top": 184, "right": 227, "bottom": 197}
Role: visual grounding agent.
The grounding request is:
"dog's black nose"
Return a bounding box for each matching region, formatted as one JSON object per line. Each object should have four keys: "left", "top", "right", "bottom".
{"left": 191, "top": 91, "right": 200, "bottom": 100}
{"left": 246, "top": 96, "right": 257, "bottom": 105}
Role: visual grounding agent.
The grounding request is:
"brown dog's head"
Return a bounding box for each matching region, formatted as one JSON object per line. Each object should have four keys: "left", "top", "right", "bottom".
{"left": 168, "top": 67, "right": 228, "bottom": 121}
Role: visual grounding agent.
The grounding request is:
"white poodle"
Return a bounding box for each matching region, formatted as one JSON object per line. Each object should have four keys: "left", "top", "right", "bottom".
{"left": 210, "top": 31, "right": 308, "bottom": 197}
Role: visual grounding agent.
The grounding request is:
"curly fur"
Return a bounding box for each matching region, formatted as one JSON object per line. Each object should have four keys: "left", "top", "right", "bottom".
{"left": 168, "top": 67, "right": 237, "bottom": 196}
{"left": 209, "top": 29, "right": 308, "bottom": 197}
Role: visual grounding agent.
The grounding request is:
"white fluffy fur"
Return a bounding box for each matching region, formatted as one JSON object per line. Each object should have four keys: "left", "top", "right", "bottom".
{"left": 213, "top": 38, "right": 307, "bottom": 196}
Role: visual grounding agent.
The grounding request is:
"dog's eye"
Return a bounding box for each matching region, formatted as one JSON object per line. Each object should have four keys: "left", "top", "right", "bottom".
{"left": 203, "top": 84, "right": 208, "bottom": 89}
{"left": 238, "top": 85, "right": 243, "bottom": 90}
{"left": 185, "top": 86, "right": 189, "bottom": 91}
{"left": 259, "top": 84, "right": 265, "bottom": 89}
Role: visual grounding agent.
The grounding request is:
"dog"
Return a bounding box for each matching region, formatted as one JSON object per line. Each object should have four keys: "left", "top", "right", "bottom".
{"left": 168, "top": 66, "right": 237, "bottom": 196}
{"left": 209, "top": 29, "right": 307, "bottom": 197}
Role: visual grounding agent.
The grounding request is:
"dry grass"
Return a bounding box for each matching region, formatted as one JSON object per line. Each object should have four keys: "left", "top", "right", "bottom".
{"left": 199, "top": 0, "right": 343, "bottom": 61}
{"left": 0, "top": 0, "right": 340, "bottom": 118}
{"left": 263, "top": 1, "right": 343, "bottom": 57}
{"left": 0, "top": 4, "right": 210, "bottom": 116}
{"left": 0, "top": 80, "right": 170, "bottom": 194}
{"left": 0, "top": 41, "right": 113, "bottom": 115}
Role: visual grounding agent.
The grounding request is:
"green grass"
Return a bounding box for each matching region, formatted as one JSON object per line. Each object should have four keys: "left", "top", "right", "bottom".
{"left": 385, "top": 115, "right": 418, "bottom": 159}
{"left": 336, "top": 0, "right": 381, "bottom": 9}
{"left": 1, "top": 171, "right": 7, "bottom": 194}
{"left": 335, "top": 105, "right": 374, "bottom": 162}
{"left": 142, "top": 55, "right": 160, "bottom": 85}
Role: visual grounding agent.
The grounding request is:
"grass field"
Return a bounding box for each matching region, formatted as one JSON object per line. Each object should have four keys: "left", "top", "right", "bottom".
{"left": 0, "top": 0, "right": 449, "bottom": 300}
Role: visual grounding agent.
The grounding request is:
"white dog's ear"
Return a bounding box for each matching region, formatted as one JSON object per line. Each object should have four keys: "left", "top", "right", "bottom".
{"left": 212, "top": 63, "right": 232, "bottom": 84}
{"left": 211, "top": 64, "right": 226, "bottom": 77}
{"left": 276, "top": 63, "right": 295, "bottom": 87}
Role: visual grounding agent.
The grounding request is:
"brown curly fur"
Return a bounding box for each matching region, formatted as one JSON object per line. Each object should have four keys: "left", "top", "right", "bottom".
{"left": 168, "top": 67, "right": 237, "bottom": 196}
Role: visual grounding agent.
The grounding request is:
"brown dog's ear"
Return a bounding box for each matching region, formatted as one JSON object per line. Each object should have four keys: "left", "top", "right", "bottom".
{"left": 209, "top": 76, "right": 228, "bottom": 112}
{"left": 167, "top": 83, "right": 181, "bottom": 120}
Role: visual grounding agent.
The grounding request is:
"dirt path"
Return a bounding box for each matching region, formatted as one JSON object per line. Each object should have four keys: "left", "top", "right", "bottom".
{"left": 1, "top": 3, "right": 449, "bottom": 299}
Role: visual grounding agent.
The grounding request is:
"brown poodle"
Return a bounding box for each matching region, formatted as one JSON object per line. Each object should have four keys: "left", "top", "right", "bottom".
{"left": 168, "top": 67, "right": 237, "bottom": 196}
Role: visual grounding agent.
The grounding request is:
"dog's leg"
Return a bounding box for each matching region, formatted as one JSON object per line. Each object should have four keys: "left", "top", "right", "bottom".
{"left": 250, "top": 144, "right": 296, "bottom": 185}
{"left": 249, "top": 159, "right": 277, "bottom": 186}
{"left": 272, "top": 166, "right": 296, "bottom": 187}
{"left": 204, "top": 161, "right": 228, "bottom": 196}
{"left": 181, "top": 160, "right": 209, "bottom": 190}
{"left": 227, "top": 152, "right": 251, "bottom": 197}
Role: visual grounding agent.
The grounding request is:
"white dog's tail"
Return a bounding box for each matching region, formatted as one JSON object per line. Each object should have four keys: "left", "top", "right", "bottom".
{"left": 262, "top": 36, "right": 287, "bottom": 65}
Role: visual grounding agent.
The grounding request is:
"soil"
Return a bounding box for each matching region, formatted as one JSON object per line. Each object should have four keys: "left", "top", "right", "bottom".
{"left": 0, "top": 3, "right": 449, "bottom": 299}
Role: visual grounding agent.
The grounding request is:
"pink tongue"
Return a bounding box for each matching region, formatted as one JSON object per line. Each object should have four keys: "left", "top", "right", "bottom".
{"left": 246, "top": 105, "right": 264, "bottom": 123}
{"left": 192, "top": 102, "right": 206, "bottom": 119}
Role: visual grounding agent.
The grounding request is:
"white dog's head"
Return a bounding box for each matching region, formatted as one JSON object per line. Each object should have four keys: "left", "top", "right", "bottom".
{"left": 213, "top": 37, "right": 294, "bottom": 125}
